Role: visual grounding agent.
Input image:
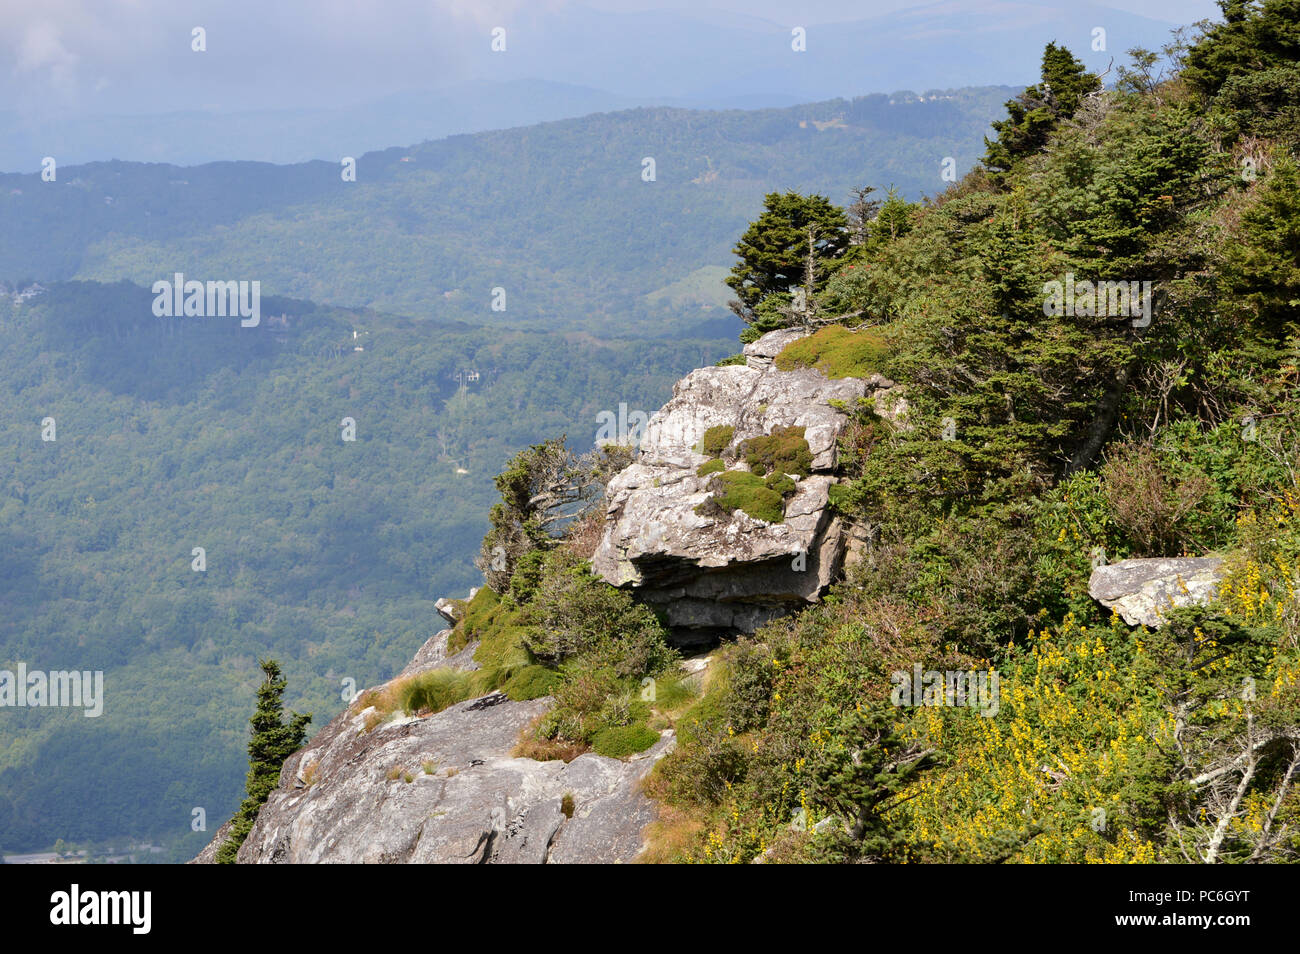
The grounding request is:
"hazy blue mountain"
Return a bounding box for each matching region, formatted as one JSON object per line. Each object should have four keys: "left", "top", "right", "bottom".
{"left": 0, "top": 87, "right": 1015, "bottom": 340}
{"left": 0, "top": 2, "right": 1183, "bottom": 171}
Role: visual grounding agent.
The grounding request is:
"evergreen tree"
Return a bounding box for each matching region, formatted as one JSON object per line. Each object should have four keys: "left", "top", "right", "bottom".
{"left": 216, "top": 660, "right": 311, "bottom": 864}
{"left": 983, "top": 42, "right": 1101, "bottom": 178}
{"left": 806, "top": 703, "right": 936, "bottom": 863}
{"left": 476, "top": 438, "right": 628, "bottom": 591}
{"left": 1183, "top": 0, "right": 1300, "bottom": 99}
{"left": 725, "top": 191, "right": 849, "bottom": 340}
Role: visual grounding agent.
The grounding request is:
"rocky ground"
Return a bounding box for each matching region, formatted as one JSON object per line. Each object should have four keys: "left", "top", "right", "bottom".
{"left": 592, "top": 328, "right": 897, "bottom": 640}
{"left": 193, "top": 630, "right": 674, "bottom": 864}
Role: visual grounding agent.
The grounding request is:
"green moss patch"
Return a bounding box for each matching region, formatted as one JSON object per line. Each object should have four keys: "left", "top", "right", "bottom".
{"left": 764, "top": 471, "right": 796, "bottom": 496}
{"left": 774, "top": 325, "right": 888, "bottom": 379}
{"left": 697, "top": 424, "right": 735, "bottom": 457}
{"left": 696, "top": 458, "right": 725, "bottom": 477}
{"left": 592, "top": 723, "right": 660, "bottom": 758}
{"left": 698, "top": 470, "right": 786, "bottom": 523}
{"left": 740, "top": 425, "right": 811, "bottom": 477}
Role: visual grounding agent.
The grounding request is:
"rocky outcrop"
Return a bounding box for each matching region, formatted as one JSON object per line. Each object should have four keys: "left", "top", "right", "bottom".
{"left": 194, "top": 629, "right": 671, "bottom": 864}
{"left": 1088, "top": 556, "right": 1226, "bottom": 627}
{"left": 592, "top": 328, "right": 896, "bottom": 639}
{"left": 434, "top": 597, "right": 461, "bottom": 626}
{"left": 742, "top": 328, "right": 808, "bottom": 370}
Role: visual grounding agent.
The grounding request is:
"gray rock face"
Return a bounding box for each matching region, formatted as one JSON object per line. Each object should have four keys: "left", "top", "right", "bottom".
{"left": 1088, "top": 557, "right": 1226, "bottom": 627}
{"left": 742, "top": 328, "right": 808, "bottom": 369}
{"left": 195, "top": 629, "right": 671, "bottom": 864}
{"left": 592, "top": 328, "right": 893, "bottom": 638}
{"left": 434, "top": 597, "right": 460, "bottom": 626}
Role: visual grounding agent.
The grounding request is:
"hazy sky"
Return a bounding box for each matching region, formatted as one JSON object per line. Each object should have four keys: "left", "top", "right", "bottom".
{"left": 0, "top": 0, "right": 1224, "bottom": 115}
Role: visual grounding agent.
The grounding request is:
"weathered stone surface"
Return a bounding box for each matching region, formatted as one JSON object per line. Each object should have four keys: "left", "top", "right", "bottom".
{"left": 397, "top": 629, "right": 479, "bottom": 679}
{"left": 1088, "top": 556, "right": 1226, "bottom": 627}
{"left": 434, "top": 597, "right": 460, "bottom": 626}
{"left": 194, "top": 628, "right": 670, "bottom": 864}
{"left": 593, "top": 328, "right": 889, "bottom": 637}
{"left": 637, "top": 362, "right": 875, "bottom": 471}
{"left": 742, "top": 327, "right": 808, "bottom": 369}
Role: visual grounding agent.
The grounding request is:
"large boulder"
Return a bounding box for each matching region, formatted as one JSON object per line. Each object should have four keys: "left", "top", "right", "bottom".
{"left": 742, "top": 328, "right": 808, "bottom": 369}
{"left": 592, "top": 328, "right": 895, "bottom": 639}
{"left": 1088, "top": 556, "right": 1226, "bottom": 627}
{"left": 194, "top": 629, "right": 670, "bottom": 864}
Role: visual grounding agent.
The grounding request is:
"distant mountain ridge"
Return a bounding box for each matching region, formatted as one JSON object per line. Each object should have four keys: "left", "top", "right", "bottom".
{"left": 1, "top": 87, "right": 1015, "bottom": 340}
{"left": 0, "top": 0, "right": 1185, "bottom": 169}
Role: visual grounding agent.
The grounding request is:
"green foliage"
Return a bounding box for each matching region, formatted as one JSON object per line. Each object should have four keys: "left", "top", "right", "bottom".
{"left": 397, "top": 668, "right": 497, "bottom": 715}
{"left": 773, "top": 325, "right": 889, "bottom": 379}
{"left": 715, "top": 353, "right": 748, "bottom": 367}
{"left": 477, "top": 437, "right": 599, "bottom": 590}
{"left": 696, "top": 458, "right": 726, "bottom": 476}
{"left": 725, "top": 191, "right": 850, "bottom": 335}
{"left": 1212, "top": 66, "right": 1300, "bottom": 145}
{"left": 983, "top": 42, "right": 1101, "bottom": 177}
{"left": 216, "top": 660, "right": 311, "bottom": 864}
{"left": 740, "top": 425, "right": 812, "bottom": 477}
{"left": 1183, "top": 0, "right": 1300, "bottom": 99}
{"left": 500, "top": 664, "right": 563, "bottom": 701}
{"left": 763, "top": 471, "right": 796, "bottom": 496}
{"left": 698, "top": 424, "right": 735, "bottom": 457}
{"left": 805, "top": 703, "right": 935, "bottom": 863}
{"left": 522, "top": 550, "right": 676, "bottom": 678}
{"left": 592, "top": 724, "right": 661, "bottom": 758}
{"left": 650, "top": 12, "right": 1300, "bottom": 864}
{"left": 1222, "top": 156, "right": 1300, "bottom": 336}
{"left": 722, "top": 639, "right": 777, "bottom": 733}
{"left": 506, "top": 548, "right": 548, "bottom": 606}
{"left": 697, "top": 471, "right": 786, "bottom": 523}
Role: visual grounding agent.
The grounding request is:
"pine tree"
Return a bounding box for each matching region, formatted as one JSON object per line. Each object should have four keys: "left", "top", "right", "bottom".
{"left": 725, "top": 191, "right": 849, "bottom": 339}
{"left": 806, "top": 703, "right": 936, "bottom": 862}
{"left": 1183, "top": 0, "right": 1300, "bottom": 99}
{"left": 983, "top": 42, "right": 1101, "bottom": 178}
{"left": 215, "top": 659, "right": 310, "bottom": 864}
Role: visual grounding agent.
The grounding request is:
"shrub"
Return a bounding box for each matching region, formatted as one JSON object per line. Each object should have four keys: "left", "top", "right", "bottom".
{"left": 651, "top": 716, "right": 748, "bottom": 805}
{"left": 523, "top": 552, "right": 675, "bottom": 677}
{"left": 507, "top": 547, "right": 548, "bottom": 605}
{"left": 740, "top": 425, "right": 812, "bottom": 477}
{"left": 1100, "top": 442, "right": 1211, "bottom": 556}
{"left": 774, "top": 325, "right": 889, "bottom": 379}
{"left": 723, "top": 640, "right": 777, "bottom": 733}
{"left": 501, "top": 664, "right": 562, "bottom": 700}
{"left": 696, "top": 458, "right": 725, "bottom": 477}
{"left": 715, "top": 353, "right": 748, "bottom": 367}
{"left": 592, "top": 723, "right": 660, "bottom": 758}
{"left": 698, "top": 424, "right": 735, "bottom": 457}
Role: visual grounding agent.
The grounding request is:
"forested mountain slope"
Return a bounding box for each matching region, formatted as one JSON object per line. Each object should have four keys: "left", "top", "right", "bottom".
{"left": 0, "top": 89, "right": 1012, "bottom": 340}
{"left": 0, "top": 279, "right": 726, "bottom": 855}
{"left": 348, "top": 3, "right": 1300, "bottom": 864}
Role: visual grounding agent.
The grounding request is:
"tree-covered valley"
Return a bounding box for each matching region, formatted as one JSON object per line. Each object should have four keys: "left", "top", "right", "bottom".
{"left": 0, "top": 280, "right": 726, "bottom": 855}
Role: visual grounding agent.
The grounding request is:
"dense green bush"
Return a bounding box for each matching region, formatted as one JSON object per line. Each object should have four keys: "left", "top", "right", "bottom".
{"left": 740, "top": 426, "right": 812, "bottom": 477}
{"left": 698, "top": 425, "right": 735, "bottom": 457}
